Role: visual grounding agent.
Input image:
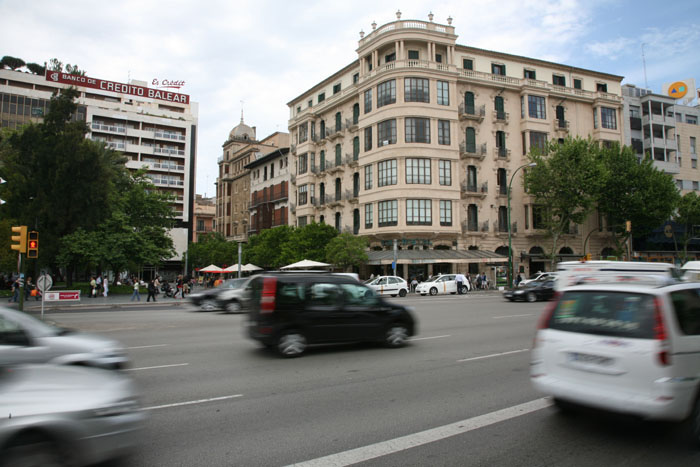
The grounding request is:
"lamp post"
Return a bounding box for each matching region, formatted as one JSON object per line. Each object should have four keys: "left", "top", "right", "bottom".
{"left": 508, "top": 162, "right": 537, "bottom": 287}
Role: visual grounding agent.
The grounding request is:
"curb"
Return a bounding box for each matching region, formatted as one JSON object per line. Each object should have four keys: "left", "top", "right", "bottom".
{"left": 21, "top": 299, "right": 189, "bottom": 312}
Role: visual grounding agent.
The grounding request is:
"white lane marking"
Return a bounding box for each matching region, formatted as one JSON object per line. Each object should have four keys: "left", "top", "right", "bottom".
{"left": 142, "top": 394, "right": 244, "bottom": 411}
{"left": 126, "top": 344, "right": 169, "bottom": 349}
{"left": 457, "top": 349, "right": 529, "bottom": 363}
{"left": 125, "top": 363, "right": 189, "bottom": 371}
{"left": 287, "top": 398, "right": 551, "bottom": 467}
{"left": 492, "top": 314, "right": 534, "bottom": 319}
{"left": 409, "top": 335, "right": 450, "bottom": 341}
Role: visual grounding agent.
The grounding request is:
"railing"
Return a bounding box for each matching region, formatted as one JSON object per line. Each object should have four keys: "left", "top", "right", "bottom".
{"left": 458, "top": 103, "right": 486, "bottom": 119}
{"left": 494, "top": 110, "right": 509, "bottom": 123}
{"left": 154, "top": 130, "right": 186, "bottom": 141}
{"left": 481, "top": 220, "right": 489, "bottom": 232}
{"left": 154, "top": 147, "right": 185, "bottom": 156}
{"left": 556, "top": 119, "right": 569, "bottom": 130}
{"left": 151, "top": 162, "right": 185, "bottom": 171}
{"left": 358, "top": 19, "right": 455, "bottom": 48}
{"left": 461, "top": 181, "right": 488, "bottom": 194}
{"left": 104, "top": 141, "right": 126, "bottom": 150}
{"left": 496, "top": 147, "right": 510, "bottom": 159}
{"left": 460, "top": 142, "right": 487, "bottom": 158}
{"left": 345, "top": 153, "right": 358, "bottom": 165}
{"left": 91, "top": 122, "right": 126, "bottom": 133}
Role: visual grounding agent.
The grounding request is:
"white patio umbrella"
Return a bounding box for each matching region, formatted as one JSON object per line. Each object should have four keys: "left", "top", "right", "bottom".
{"left": 243, "top": 263, "right": 262, "bottom": 271}
{"left": 280, "top": 259, "right": 331, "bottom": 270}
{"left": 199, "top": 264, "right": 224, "bottom": 273}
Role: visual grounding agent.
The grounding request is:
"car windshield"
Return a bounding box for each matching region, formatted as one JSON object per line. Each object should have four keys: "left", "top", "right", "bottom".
{"left": 0, "top": 307, "right": 61, "bottom": 338}
{"left": 528, "top": 273, "right": 542, "bottom": 280}
{"left": 223, "top": 279, "right": 247, "bottom": 289}
{"left": 364, "top": 278, "right": 378, "bottom": 285}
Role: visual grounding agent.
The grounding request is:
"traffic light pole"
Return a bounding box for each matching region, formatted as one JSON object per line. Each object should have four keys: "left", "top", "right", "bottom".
{"left": 17, "top": 252, "right": 25, "bottom": 312}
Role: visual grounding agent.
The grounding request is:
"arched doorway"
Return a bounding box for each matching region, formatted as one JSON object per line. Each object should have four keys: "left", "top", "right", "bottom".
{"left": 529, "top": 246, "right": 545, "bottom": 274}
{"left": 468, "top": 245, "right": 479, "bottom": 275}
{"left": 601, "top": 247, "right": 615, "bottom": 259}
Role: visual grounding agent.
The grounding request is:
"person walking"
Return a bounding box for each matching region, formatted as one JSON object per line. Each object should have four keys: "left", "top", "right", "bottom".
{"left": 96, "top": 275, "right": 103, "bottom": 296}
{"left": 147, "top": 279, "right": 157, "bottom": 302}
{"left": 8, "top": 277, "right": 19, "bottom": 303}
{"left": 90, "top": 276, "right": 97, "bottom": 298}
{"left": 455, "top": 272, "right": 467, "bottom": 294}
{"left": 130, "top": 280, "right": 141, "bottom": 301}
{"left": 103, "top": 277, "right": 109, "bottom": 297}
{"left": 154, "top": 276, "right": 161, "bottom": 297}
{"left": 173, "top": 275, "right": 183, "bottom": 299}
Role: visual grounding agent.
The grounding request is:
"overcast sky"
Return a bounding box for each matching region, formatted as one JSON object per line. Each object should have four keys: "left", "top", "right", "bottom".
{"left": 2, "top": 0, "right": 698, "bottom": 197}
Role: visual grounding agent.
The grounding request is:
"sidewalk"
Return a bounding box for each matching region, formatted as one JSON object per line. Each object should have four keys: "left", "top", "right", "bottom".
{"left": 18, "top": 292, "right": 192, "bottom": 311}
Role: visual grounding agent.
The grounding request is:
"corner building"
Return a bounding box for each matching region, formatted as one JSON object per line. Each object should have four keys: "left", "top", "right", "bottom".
{"left": 287, "top": 16, "right": 623, "bottom": 279}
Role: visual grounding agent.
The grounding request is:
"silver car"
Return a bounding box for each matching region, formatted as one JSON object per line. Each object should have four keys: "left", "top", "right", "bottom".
{"left": 0, "top": 307, "right": 128, "bottom": 369}
{"left": 0, "top": 363, "right": 145, "bottom": 466}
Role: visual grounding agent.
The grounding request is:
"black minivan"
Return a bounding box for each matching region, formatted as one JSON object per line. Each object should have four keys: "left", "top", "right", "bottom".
{"left": 246, "top": 272, "right": 417, "bottom": 357}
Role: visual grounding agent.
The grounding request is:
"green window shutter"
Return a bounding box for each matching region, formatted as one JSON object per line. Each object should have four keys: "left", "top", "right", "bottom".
{"left": 335, "top": 112, "right": 341, "bottom": 131}
{"left": 353, "top": 137, "right": 359, "bottom": 160}
{"left": 320, "top": 150, "right": 325, "bottom": 170}
{"left": 465, "top": 92, "right": 475, "bottom": 114}
{"left": 335, "top": 144, "right": 341, "bottom": 165}
{"left": 466, "top": 128, "right": 476, "bottom": 153}
{"left": 353, "top": 104, "right": 359, "bottom": 124}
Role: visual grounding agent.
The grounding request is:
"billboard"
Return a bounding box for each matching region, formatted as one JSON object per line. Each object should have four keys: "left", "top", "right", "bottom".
{"left": 663, "top": 79, "right": 696, "bottom": 105}
{"left": 45, "top": 72, "right": 190, "bottom": 104}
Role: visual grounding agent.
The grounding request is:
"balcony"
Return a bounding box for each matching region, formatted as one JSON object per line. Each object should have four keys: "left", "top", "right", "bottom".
{"left": 345, "top": 118, "right": 359, "bottom": 132}
{"left": 289, "top": 203, "right": 296, "bottom": 214}
{"left": 481, "top": 220, "right": 490, "bottom": 232}
{"left": 345, "top": 189, "right": 359, "bottom": 203}
{"left": 460, "top": 181, "right": 488, "bottom": 198}
{"left": 554, "top": 119, "right": 569, "bottom": 132}
{"left": 459, "top": 142, "right": 487, "bottom": 160}
{"left": 154, "top": 130, "right": 186, "bottom": 142}
{"left": 495, "top": 147, "right": 511, "bottom": 160}
{"left": 461, "top": 220, "right": 482, "bottom": 234}
{"left": 642, "top": 113, "right": 675, "bottom": 127}
{"left": 345, "top": 153, "right": 359, "bottom": 167}
{"left": 326, "top": 127, "right": 344, "bottom": 141}
{"left": 91, "top": 122, "right": 126, "bottom": 134}
{"left": 154, "top": 147, "right": 185, "bottom": 156}
{"left": 458, "top": 103, "right": 486, "bottom": 122}
{"left": 644, "top": 137, "right": 678, "bottom": 151}
{"left": 493, "top": 111, "right": 509, "bottom": 124}
{"left": 105, "top": 141, "right": 126, "bottom": 150}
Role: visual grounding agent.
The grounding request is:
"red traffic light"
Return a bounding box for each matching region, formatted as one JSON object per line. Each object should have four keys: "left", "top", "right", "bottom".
{"left": 27, "top": 231, "right": 38, "bottom": 259}
{"left": 29, "top": 240, "right": 37, "bottom": 249}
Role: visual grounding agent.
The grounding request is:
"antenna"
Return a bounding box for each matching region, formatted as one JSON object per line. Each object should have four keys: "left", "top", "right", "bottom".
{"left": 641, "top": 43, "right": 649, "bottom": 91}
{"left": 240, "top": 100, "right": 244, "bottom": 123}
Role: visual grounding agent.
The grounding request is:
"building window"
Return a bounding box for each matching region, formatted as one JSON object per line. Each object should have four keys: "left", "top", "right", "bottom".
{"left": 533, "top": 205, "right": 545, "bottom": 229}
{"left": 691, "top": 137, "right": 697, "bottom": 155}
{"left": 528, "top": 95, "right": 546, "bottom": 119}
{"left": 364, "top": 164, "right": 373, "bottom": 190}
{"left": 688, "top": 116, "right": 698, "bottom": 125}
{"left": 553, "top": 74, "right": 566, "bottom": 86}
{"left": 335, "top": 212, "right": 341, "bottom": 231}
{"left": 435, "top": 54, "right": 442, "bottom": 63}
{"left": 335, "top": 144, "right": 342, "bottom": 165}
{"left": 405, "top": 117, "right": 430, "bottom": 143}
{"left": 573, "top": 78, "right": 582, "bottom": 89}
{"left": 530, "top": 131, "right": 547, "bottom": 154}
{"left": 524, "top": 69, "right": 536, "bottom": 79}
{"left": 298, "top": 184, "right": 308, "bottom": 205}
{"left": 525, "top": 205, "right": 529, "bottom": 230}
{"left": 353, "top": 136, "right": 360, "bottom": 160}
{"left": 596, "top": 83, "right": 608, "bottom": 93}
{"left": 319, "top": 150, "right": 325, "bottom": 170}
{"left": 365, "top": 203, "right": 373, "bottom": 228}
{"left": 377, "top": 119, "right": 397, "bottom": 147}
{"left": 439, "top": 160, "right": 451, "bottom": 186}
{"left": 437, "top": 81, "right": 449, "bottom": 105}
{"left": 378, "top": 200, "right": 398, "bottom": 227}
{"left": 408, "top": 50, "right": 419, "bottom": 60}
{"left": 197, "top": 220, "right": 205, "bottom": 231}
{"left": 439, "top": 200, "right": 452, "bottom": 226}
{"left": 406, "top": 158, "right": 431, "bottom": 184}
{"left": 438, "top": 120, "right": 450, "bottom": 145}
{"left": 377, "top": 79, "right": 396, "bottom": 107}
{"left": 465, "top": 127, "right": 476, "bottom": 153}
{"left": 405, "top": 78, "right": 430, "bottom": 103}
{"left": 406, "top": 199, "right": 432, "bottom": 225}
{"left": 318, "top": 92, "right": 325, "bottom": 103}
{"left": 364, "top": 126, "right": 373, "bottom": 151}
{"left": 364, "top": 89, "right": 372, "bottom": 113}
{"left": 298, "top": 122, "right": 308, "bottom": 143}
{"left": 378, "top": 159, "right": 397, "bottom": 187}
{"left": 467, "top": 204, "right": 478, "bottom": 231}
{"left": 298, "top": 153, "right": 308, "bottom": 174}
{"left": 495, "top": 96, "right": 505, "bottom": 120}
{"left": 298, "top": 216, "right": 307, "bottom": 227}
{"left": 353, "top": 73, "right": 359, "bottom": 84}
{"left": 463, "top": 58, "right": 473, "bottom": 70}
{"left": 491, "top": 63, "right": 506, "bottom": 75}
{"left": 498, "top": 206, "right": 508, "bottom": 232}
{"left": 496, "top": 131, "right": 506, "bottom": 157}
{"left": 335, "top": 112, "right": 342, "bottom": 132}
{"left": 333, "top": 83, "right": 341, "bottom": 94}
{"left": 601, "top": 107, "right": 617, "bottom": 129}
{"left": 352, "top": 103, "right": 359, "bottom": 124}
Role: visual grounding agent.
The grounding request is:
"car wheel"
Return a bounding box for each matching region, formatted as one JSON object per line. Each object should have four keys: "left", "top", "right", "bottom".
{"left": 277, "top": 331, "right": 307, "bottom": 357}
{"left": 385, "top": 323, "right": 409, "bottom": 348}
{"left": 527, "top": 292, "right": 537, "bottom": 303}
{"left": 399, "top": 289, "right": 407, "bottom": 297}
{"left": 686, "top": 395, "right": 700, "bottom": 446}
{"left": 200, "top": 299, "right": 218, "bottom": 311}
{"left": 225, "top": 300, "right": 241, "bottom": 313}
{"left": 460, "top": 286, "right": 469, "bottom": 294}
{"left": 3, "top": 434, "right": 66, "bottom": 467}
{"left": 429, "top": 287, "right": 438, "bottom": 296}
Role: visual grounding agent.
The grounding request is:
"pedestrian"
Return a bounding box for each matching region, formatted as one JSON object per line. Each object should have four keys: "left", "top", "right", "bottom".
{"left": 131, "top": 280, "right": 141, "bottom": 301}
{"left": 481, "top": 273, "right": 488, "bottom": 289}
{"left": 8, "top": 277, "right": 19, "bottom": 303}
{"left": 173, "top": 275, "right": 183, "bottom": 299}
{"left": 147, "top": 279, "right": 157, "bottom": 302}
{"left": 455, "top": 272, "right": 467, "bottom": 294}
{"left": 410, "top": 277, "right": 418, "bottom": 293}
{"left": 475, "top": 274, "right": 482, "bottom": 290}
{"left": 103, "top": 277, "right": 109, "bottom": 297}
{"left": 154, "top": 276, "right": 161, "bottom": 296}
{"left": 90, "top": 276, "right": 97, "bottom": 298}
{"left": 96, "top": 274, "right": 103, "bottom": 296}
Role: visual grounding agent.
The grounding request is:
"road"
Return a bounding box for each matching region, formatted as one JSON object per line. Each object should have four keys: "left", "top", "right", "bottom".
{"left": 47, "top": 294, "right": 700, "bottom": 466}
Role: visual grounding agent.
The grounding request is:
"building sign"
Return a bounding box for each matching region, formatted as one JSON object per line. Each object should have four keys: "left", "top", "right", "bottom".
{"left": 663, "top": 78, "right": 696, "bottom": 104}
{"left": 45, "top": 72, "right": 190, "bottom": 104}
{"left": 152, "top": 78, "right": 185, "bottom": 90}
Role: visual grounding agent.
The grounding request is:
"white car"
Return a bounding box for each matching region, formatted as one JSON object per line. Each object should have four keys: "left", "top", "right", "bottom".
{"left": 365, "top": 276, "right": 409, "bottom": 297}
{"left": 518, "top": 272, "right": 557, "bottom": 287}
{"left": 415, "top": 274, "right": 470, "bottom": 296}
{"left": 531, "top": 280, "right": 700, "bottom": 444}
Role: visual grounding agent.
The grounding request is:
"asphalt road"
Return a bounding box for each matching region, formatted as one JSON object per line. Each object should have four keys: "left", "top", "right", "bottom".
{"left": 47, "top": 294, "right": 700, "bottom": 466}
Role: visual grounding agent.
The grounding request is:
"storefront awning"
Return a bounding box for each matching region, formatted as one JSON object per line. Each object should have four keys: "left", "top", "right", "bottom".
{"left": 367, "top": 249, "right": 507, "bottom": 265}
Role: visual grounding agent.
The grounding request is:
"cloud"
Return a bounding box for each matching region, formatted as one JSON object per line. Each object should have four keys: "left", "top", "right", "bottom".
{"left": 586, "top": 37, "right": 637, "bottom": 60}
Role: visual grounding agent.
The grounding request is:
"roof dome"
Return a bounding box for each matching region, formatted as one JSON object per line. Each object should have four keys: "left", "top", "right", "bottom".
{"left": 229, "top": 111, "right": 255, "bottom": 141}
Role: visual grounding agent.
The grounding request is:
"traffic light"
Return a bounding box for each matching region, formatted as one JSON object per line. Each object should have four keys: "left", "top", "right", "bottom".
{"left": 27, "top": 231, "right": 38, "bottom": 259}
{"left": 10, "top": 225, "right": 27, "bottom": 253}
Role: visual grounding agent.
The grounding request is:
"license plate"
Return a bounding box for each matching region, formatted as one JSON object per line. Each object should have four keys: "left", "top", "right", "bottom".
{"left": 568, "top": 352, "right": 612, "bottom": 366}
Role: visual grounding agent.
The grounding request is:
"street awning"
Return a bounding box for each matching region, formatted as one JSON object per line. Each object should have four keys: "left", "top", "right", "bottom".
{"left": 366, "top": 249, "right": 507, "bottom": 265}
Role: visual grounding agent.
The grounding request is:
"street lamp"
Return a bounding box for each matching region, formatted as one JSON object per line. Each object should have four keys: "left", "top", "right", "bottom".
{"left": 508, "top": 162, "right": 536, "bottom": 287}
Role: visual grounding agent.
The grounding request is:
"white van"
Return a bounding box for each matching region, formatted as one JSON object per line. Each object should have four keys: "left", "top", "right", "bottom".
{"left": 555, "top": 261, "right": 681, "bottom": 291}
{"left": 682, "top": 261, "right": 700, "bottom": 282}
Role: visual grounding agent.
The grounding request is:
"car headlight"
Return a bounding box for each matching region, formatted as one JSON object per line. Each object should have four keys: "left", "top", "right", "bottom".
{"left": 89, "top": 398, "right": 140, "bottom": 418}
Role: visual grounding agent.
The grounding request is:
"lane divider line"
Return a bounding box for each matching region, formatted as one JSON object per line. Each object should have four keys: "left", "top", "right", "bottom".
{"left": 142, "top": 394, "right": 244, "bottom": 411}
{"left": 126, "top": 344, "right": 169, "bottom": 349}
{"left": 125, "top": 363, "right": 189, "bottom": 371}
{"left": 409, "top": 335, "right": 451, "bottom": 341}
{"left": 286, "top": 398, "right": 552, "bottom": 467}
{"left": 457, "top": 349, "right": 529, "bottom": 363}
{"left": 492, "top": 314, "right": 534, "bottom": 319}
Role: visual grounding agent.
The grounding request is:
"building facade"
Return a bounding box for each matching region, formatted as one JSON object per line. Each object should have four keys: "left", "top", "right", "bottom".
{"left": 246, "top": 147, "right": 290, "bottom": 235}
{"left": 215, "top": 119, "right": 287, "bottom": 242}
{"left": 193, "top": 194, "right": 216, "bottom": 242}
{"left": 0, "top": 68, "right": 198, "bottom": 273}
{"left": 287, "top": 15, "right": 624, "bottom": 280}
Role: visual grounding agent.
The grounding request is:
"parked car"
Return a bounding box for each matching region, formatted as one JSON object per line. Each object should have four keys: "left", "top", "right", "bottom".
{"left": 0, "top": 363, "right": 145, "bottom": 466}
{"left": 415, "top": 274, "right": 470, "bottom": 296}
{"left": 518, "top": 272, "right": 557, "bottom": 288}
{"left": 503, "top": 279, "right": 557, "bottom": 302}
{"left": 531, "top": 279, "right": 700, "bottom": 444}
{"left": 246, "top": 272, "right": 417, "bottom": 357}
{"left": 187, "top": 278, "right": 250, "bottom": 312}
{"left": 364, "top": 276, "right": 410, "bottom": 297}
{"left": 0, "top": 307, "right": 128, "bottom": 369}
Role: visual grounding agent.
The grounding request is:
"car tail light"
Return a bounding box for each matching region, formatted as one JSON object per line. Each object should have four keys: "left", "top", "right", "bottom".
{"left": 533, "top": 292, "right": 560, "bottom": 348}
{"left": 260, "top": 277, "right": 277, "bottom": 315}
{"left": 653, "top": 296, "right": 671, "bottom": 366}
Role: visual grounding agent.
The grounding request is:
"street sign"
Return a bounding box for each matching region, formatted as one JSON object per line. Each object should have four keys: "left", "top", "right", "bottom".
{"left": 37, "top": 274, "right": 53, "bottom": 292}
{"left": 44, "top": 291, "right": 80, "bottom": 302}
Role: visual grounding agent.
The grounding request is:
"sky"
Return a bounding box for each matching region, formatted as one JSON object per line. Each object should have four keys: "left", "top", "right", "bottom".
{"left": 2, "top": 0, "right": 699, "bottom": 197}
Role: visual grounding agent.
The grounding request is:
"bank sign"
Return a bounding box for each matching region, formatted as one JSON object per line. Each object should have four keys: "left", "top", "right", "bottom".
{"left": 46, "top": 72, "right": 190, "bottom": 104}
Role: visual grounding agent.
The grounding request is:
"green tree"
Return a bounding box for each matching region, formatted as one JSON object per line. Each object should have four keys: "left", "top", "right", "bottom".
{"left": 26, "top": 63, "right": 46, "bottom": 76}
{"left": 595, "top": 144, "right": 679, "bottom": 255}
{"left": 0, "top": 56, "right": 25, "bottom": 70}
{"left": 524, "top": 137, "right": 604, "bottom": 267}
{"left": 672, "top": 192, "right": 700, "bottom": 261}
{"left": 244, "top": 225, "right": 295, "bottom": 269}
{"left": 325, "top": 233, "right": 368, "bottom": 271}
{"left": 187, "top": 232, "right": 238, "bottom": 270}
{"left": 286, "top": 222, "right": 339, "bottom": 263}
